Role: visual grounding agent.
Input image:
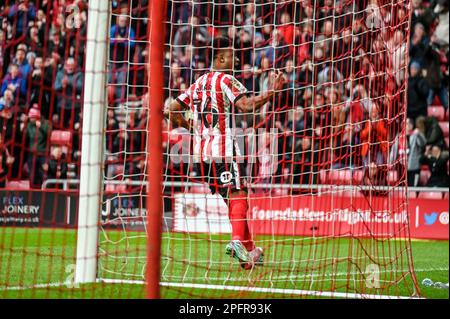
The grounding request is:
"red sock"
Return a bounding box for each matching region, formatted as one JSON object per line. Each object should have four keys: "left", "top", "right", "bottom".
{"left": 228, "top": 196, "right": 254, "bottom": 252}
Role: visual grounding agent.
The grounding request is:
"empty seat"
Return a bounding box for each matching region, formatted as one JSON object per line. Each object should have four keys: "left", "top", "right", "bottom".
{"left": 418, "top": 192, "right": 443, "bottom": 200}
{"left": 336, "top": 190, "right": 363, "bottom": 198}
{"left": 51, "top": 130, "right": 72, "bottom": 146}
{"left": 428, "top": 106, "right": 445, "bottom": 121}
{"left": 319, "top": 170, "right": 328, "bottom": 184}
{"left": 444, "top": 192, "right": 449, "bottom": 199}
{"left": 320, "top": 169, "right": 364, "bottom": 185}
{"left": 408, "top": 192, "right": 418, "bottom": 199}
{"left": 272, "top": 188, "right": 289, "bottom": 196}
{"left": 352, "top": 170, "right": 364, "bottom": 183}
{"left": 420, "top": 170, "right": 431, "bottom": 186}
{"left": 6, "top": 180, "right": 30, "bottom": 189}
{"left": 328, "top": 170, "right": 353, "bottom": 185}
{"left": 51, "top": 130, "right": 73, "bottom": 155}
{"left": 190, "top": 184, "right": 210, "bottom": 194}
{"left": 439, "top": 121, "right": 449, "bottom": 137}
{"left": 387, "top": 170, "right": 398, "bottom": 185}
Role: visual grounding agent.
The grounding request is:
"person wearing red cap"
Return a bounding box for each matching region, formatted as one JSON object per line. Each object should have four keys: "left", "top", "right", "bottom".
{"left": 24, "top": 104, "right": 51, "bottom": 188}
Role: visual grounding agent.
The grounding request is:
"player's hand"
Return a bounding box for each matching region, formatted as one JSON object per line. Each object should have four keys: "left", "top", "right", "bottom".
{"left": 6, "top": 156, "right": 15, "bottom": 165}
{"left": 272, "top": 70, "right": 285, "bottom": 91}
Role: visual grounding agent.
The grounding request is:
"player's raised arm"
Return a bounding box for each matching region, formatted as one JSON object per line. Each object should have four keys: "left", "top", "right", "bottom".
{"left": 234, "top": 70, "right": 285, "bottom": 113}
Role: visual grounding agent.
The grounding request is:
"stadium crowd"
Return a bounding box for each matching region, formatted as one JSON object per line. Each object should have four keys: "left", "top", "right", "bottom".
{"left": 0, "top": 0, "right": 448, "bottom": 192}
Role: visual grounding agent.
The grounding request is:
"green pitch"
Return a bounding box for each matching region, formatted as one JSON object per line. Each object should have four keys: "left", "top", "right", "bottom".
{"left": 0, "top": 228, "right": 448, "bottom": 299}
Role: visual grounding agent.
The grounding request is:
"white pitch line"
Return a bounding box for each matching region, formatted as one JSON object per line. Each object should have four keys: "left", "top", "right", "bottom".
{"left": 0, "top": 282, "right": 67, "bottom": 291}
{"left": 159, "top": 282, "right": 423, "bottom": 299}
{"left": 1, "top": 266, "right": 447, "bottom": 298}
{"left": 98, "top": 278, "right": 421, "bottom": 299}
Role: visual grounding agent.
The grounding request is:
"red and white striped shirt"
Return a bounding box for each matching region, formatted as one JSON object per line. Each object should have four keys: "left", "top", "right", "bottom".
{"left": 176, "top": 71, "right": 248, "bottom": 162}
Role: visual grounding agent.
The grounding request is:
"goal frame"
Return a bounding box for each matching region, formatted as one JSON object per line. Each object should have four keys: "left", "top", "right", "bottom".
{"left": 72, "top": 0, "right": 422, "bottom": 299}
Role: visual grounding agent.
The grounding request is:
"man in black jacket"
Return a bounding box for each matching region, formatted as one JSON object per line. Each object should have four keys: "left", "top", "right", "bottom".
{"left": 407, "top": 61, "right": 429, "bottom": 123}
{"left": 420, "top": 144, "right": 449, "bottom": 187}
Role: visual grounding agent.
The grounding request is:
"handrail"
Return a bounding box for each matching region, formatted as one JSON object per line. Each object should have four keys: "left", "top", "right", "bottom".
{"left": 41, "top": 179, "right": 449, "bottom": 193}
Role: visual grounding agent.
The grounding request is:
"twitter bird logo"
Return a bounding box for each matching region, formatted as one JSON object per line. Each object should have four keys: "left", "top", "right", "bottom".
{"left": 424, "top": 213, "right": 438, "bottom": 226}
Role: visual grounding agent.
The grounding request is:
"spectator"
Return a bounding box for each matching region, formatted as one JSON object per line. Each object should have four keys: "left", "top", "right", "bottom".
{"left": 0, "top": 132, "right": 15, "bottom": 188}
{"left": 407, "top": 61, "right": 429, "bottom": 122}
{"left": 241, "top": 64, "right": 259, "bottom": 93}
{"left": 409, "top": 23, "right": 429, "bottom": 66}
{"left": 333, "top": 124, "right": 357, "bottom": 169}
{"left": 317, "top": 65, "right": 344, "bottom": 97}
{"left": 255, "top": 132, "right": 277, "bottom": 185}
{"left": 47, "top": 30, "right": 65, "bottom": 60}
{"left": 415, "top": 115, "right": 446, "bottom": 149}
{"left": 278, "top": 12, "right": 295, "bottom": 48}
{"left": 362, "top": 161, "right": 388, "bottom": 196}
{"left": 43, "top": 145, "right": 68, "bottom": 183}
{"left": 1, "top": 63, "right": 27, "bottom": 102}
{"left": 406, "top": 118, "right": 426, "bottom": 186}
{"left": 0, "top": 87, "right": 15, "bottom": 111}
{"left": 109, "top": 15, "right": 136, "bottom": 102}
{"left": 431, "top": 0, "right": 449, "bottom": 48}
{"left": 411, "top": 0, "right": 433, "bottom": 32}
{"left": 27, "top": 25, "right": 43, "bottom": 55}
{"left": 7, "top": 0, "right": 36, "bottom": 40}
{"left": 420, "top": 144, "right": 449, "bottom": 187}
{"left": 389, "top": 30, "right": 408, "bottom": 86}
{"left": 24, "top": 105, "right": 51, "bottom": 188}
{"left": 360, "top": 105, "right": 388, "bottom": 166}
{"left": 29, "top": 56, "right": 53, "bottom": 118}
{"left": 13, "top": 46, "right": 32, "bottom": 80}
{"left": 262, "top": 29, "right": 290, "bottom": 68}
{"left": 423, "top": 40, "right": 449, "bottom": 110}
{"left": 172, "top": 16, "right": 209, "bottom": 61}
{"left": 54, "top": 57, "right": 84, "bottom": 127}
{"left": 0, "top": 29, "right": 6, "bottom": 79}
{"left": 293, "top": 136, "right": 319, "bottom": 186}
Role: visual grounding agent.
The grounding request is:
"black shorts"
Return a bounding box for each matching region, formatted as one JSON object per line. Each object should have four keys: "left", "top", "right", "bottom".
{"left": 192, "top": 160, "right": 247, "bottom": 200}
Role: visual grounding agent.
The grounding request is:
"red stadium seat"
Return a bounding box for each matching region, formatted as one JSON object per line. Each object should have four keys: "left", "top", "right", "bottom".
{"left": 105, "top": 184, "right": 116, "bottom": 193}
{"left": 444, "top": 192, "right": 449, "bottom": 199}
{"left": 320, "top": 169, "right": 364, "bottom": 185}
{"left": 50, "top": 130, "right": 73, "bottom": 155}
{"left": 428, "top": 106, "right": 445, "bottom": 121}
{"left": 439, "top": 121, "right": 449, "bottom": 138}
{"left": 50, "top": 130, "right": 72, "bottom": 147}
{"left": 6, "top": 180, "right": 30, "bottom": 189}
{"left": 337, "top": 190, "right": 363, "bottom": 198}
{"left": 352, "top": 170, "right": 364, "bottom": 184}
{"left": 387, "top": 170, "right": 398, "bottom": 186}
{"left": 408, "top": 192, "right": 418, "bottom": 199}
{"left": 418, "top": 192, "right": 443, "bottom": 200}
{"left": 190, "top": 183, "right": 210, "bottom": 194}
{"left": 328, "top": 170, "right": 352, "bottom": 185}
{"left": 272, "top": 188, "right": 289, "bottom": 196}
{"left": 420, "top": 170, "right": 431, "bottom": 186}
{"left": 319, "top": 170, "right": 328, "bottom": 184}
{"left": 432, "top": 96, "right": 442, "bottom": 106}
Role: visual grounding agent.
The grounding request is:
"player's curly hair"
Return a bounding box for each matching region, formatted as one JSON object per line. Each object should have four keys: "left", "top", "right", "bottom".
{"left": 212, "top": 36, "right": 232, "bottom": 59}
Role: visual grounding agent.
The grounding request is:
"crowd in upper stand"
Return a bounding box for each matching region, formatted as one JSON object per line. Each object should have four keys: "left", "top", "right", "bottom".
{"left": 0, "top": 0, "right": 448, "bottom": 191}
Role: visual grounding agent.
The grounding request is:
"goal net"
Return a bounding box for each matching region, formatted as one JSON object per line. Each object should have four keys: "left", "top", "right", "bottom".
{"left": 0, "top": 0, "right": 421, "bottom": 299}
{"left": 100, "top": 0, "right": 419, "bottom": 298}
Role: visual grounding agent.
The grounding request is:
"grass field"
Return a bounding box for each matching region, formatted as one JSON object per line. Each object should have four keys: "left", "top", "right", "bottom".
{"left": 0, "top": 228, "right": 448, "bottom": 299}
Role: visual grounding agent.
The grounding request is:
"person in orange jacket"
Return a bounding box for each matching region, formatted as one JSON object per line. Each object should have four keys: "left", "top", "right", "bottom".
{"left": 360, "top": 104, "right": 389, "bottom": 166}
